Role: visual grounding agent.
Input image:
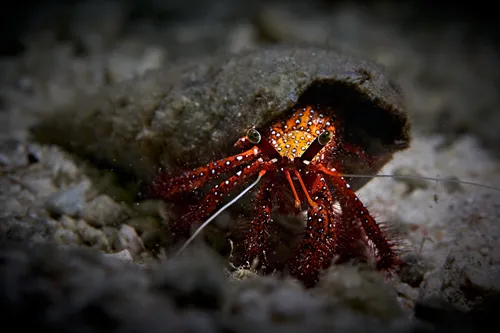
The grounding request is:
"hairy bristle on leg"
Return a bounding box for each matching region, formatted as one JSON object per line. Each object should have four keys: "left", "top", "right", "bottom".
{"left": 317, "top": 165, "right": 401, "bottom": 271}
{"left": 242, "top": 178, "right": 274, "bottom": 264}
{"left": 149, "top": 147, "right": 261, "bottom": 199}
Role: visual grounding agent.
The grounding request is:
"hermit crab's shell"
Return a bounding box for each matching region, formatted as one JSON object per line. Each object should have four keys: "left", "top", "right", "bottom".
{"left": 32, "top": 46, "right": 410, "bottom": 190}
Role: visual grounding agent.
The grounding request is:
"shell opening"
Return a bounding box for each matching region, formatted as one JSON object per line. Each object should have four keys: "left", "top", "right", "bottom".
{"left": 296, "top": 81, "right": 410, "bottom": 155}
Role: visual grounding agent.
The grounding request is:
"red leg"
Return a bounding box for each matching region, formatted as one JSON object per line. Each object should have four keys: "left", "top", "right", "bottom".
{"left": 149, "top": 147, "right": 260, "bottom": 199}
{"left": 316, "top": 165, "right": 400, "bottom": 271}
{"left": 172, "top": 160, "right": 273, "bottom": 235}
{"left": 288, "top": 173, "right": 339, "bottom": 287}
{"left": 242, "top": 178, "right": 274, "bottom": 264}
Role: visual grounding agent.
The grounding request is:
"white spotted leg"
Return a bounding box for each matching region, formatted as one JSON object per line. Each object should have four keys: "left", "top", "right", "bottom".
{"left": 287, "top": 172, "right": 339, "bottom": 286}
{"left": 176, "top": 159, "right": 277, "bottom": 235}
{"left": 317, "top": 164, "right": 401, "bottom": 270}
{"left": 149, "top": 148, "right": 261, "bottom": 200}
{"left": 242, "top": 178, "right": 275, "bottom": 264}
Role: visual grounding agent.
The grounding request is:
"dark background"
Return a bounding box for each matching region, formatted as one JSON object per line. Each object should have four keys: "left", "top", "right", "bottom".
{"left": 1, "top": 2, "right": 500, "bottom": 333}
{"left": 1, "top": 0, "right": 499, "bottom": 55}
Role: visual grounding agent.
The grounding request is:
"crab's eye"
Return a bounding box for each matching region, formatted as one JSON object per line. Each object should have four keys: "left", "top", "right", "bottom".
{"left": 318, "top": 130, "right": 332, "bottom": 145}
{"left": 247, "top": 128, "right": 261, "bottom": 144}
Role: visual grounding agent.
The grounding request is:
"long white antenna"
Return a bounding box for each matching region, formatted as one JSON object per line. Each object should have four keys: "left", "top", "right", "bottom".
{"left": 175, "top": 171, "right": 265, "bottom": 256}
{"left": 341, "top": 173, "right": 500, "bottom": 192}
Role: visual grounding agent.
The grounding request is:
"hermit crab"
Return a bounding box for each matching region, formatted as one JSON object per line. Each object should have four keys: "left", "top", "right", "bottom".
{"left": 32, "top": 46, "right": 410, "bottom": 286}
{"left": 146, "top": 48, "right": 410, "bottom": 286}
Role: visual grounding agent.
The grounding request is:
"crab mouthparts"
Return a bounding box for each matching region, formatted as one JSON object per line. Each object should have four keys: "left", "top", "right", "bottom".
{"left": 284, "top": 168, "right": 317, "bottom": 209}
{"left": 257, "top": 133, "right": 329, "bottom": 210}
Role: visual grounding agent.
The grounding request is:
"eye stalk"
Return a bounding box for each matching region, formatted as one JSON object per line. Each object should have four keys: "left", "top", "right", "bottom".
{"left": 247, "top": 128, "right": 262, "bottom": 144}
{"left": 299, "top": 130, "right": 333, "bottom": 163}
{"left": 318, "top": 130, "right": 332, "bottom": 145}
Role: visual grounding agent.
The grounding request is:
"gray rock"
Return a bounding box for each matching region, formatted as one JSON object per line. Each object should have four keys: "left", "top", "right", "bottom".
{"left": 315, "top": 265, "right": 404, "bottom": 319}
{"left": 53, "top": 228, "right": 81, "bottom": 245}
{"left": 224, "top": 277, "right": 322, "bottom": 323}
{"left": 83, "top": 194, "right": 126, "bottom": 227}
{"left": 151, "top": 246, "right": 226, "bottom": 310}
{"left": 0, "top": 216, "right": 55, "bottom": 244}
{"left": 418, "top": 250, "right": 500, "bottom": 311}
{"left": 59, "top": 215, "right": 78, "bottom": 231}
{"left": 224, "top": 274, "right": 413, "bottom": 332}
{"left": 45, "top": 183, "right": 88, "bottom": 217}
{"left": 104, "top": 249, "right": 133, "bottom": 262}
{"left": 398, "top": 253, "right": 428, "bottom": 288}
{"left": 114, "top": 224, "right": 145, "bottom": 256}
{"left": 125, "top": 215, "right": 161, "bottom": 234}
{"left": 76, "top": 219, "right": 110, "bottom": 251}
{"left": 0, "top": 233, "right": 428, "bottom": 333}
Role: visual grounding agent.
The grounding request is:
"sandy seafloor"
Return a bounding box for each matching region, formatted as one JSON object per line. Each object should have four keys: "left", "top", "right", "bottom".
{"left": 1, "top": 1, "right": 500, "bottom": 332}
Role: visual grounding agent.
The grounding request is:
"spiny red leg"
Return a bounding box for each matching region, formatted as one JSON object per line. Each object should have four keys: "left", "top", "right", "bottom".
{"left": 172, "top": 160, "right": 274, "bottom": 235}
{"left": 288, "top": 173, "right": 339, "bottom": 287}
{"left": 242, "top": 178, "right": 274, "bottom": 265}
{"left": 307, "top": 172, "right": 371, "bottom": 263}
{"left": 149, "top": 147, "right": 260, "bottom": 199}
{"left": 317, "top": 165, "right": 400, "bottom": 271}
